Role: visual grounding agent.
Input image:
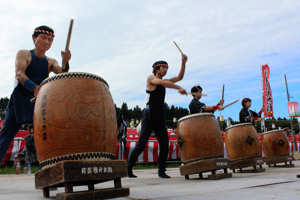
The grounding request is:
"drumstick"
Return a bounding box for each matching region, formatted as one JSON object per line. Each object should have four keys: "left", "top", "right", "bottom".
{"left": 62, "top": 19, "right": 74, "bottom": 70}
{"left": 187, "top": 92, "right": 207, "bottom": 97}
{"left": 30, "top": 97, "right": 36, "bottom": 103}
{"left": 261, "top": 112, "right": 273, "bottom": 120}
{"left": 221, "top": 84, "right": 225, "bottom": 106}
{"left": 223, "top": 99, "right": 239, "bottom": 109}
{"left": 173, "top": 41, "right": 183, "bottom": 55}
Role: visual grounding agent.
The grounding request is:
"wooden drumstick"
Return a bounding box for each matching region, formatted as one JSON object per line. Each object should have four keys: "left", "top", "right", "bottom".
{"left": 30, "top": 97, "right": 36, "bottom": 103}
{"left": 261, "top": 112, "right": 273, "bottom": 120}
{"left": 173, "top": 41, "right": 183, "bottom": 55}
{"left": 223, "top": 99, "right": 239, "bottom": 109}
{"left": 221, "top": 84, "right": 225, "bottom": 106}
{"left": 62, "top": 19, "right": 74, "bottom": 70}
{"left": 187, "top": 92, "right": 207, "bottom": 97}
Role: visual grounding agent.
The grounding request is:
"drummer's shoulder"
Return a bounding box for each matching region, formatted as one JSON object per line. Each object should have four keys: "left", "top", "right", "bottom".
{"left": 16, "top": 49, "right": 31, "bottom": 58}
{"left": 46, "top": 56, "right": 58, "bottom": 66}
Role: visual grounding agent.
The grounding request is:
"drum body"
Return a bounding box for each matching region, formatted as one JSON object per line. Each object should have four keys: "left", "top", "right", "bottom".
{"left": 261, "top": 129, "right": 290, "bottom": 158}
{"left": 33, "top": 72, "right": 117, "bottom": 168}
{"left": 177, "top": 113, "right": 223, "bottom": 164}
{"left": 225, "top": 123, "right": 260, "bottom": 161}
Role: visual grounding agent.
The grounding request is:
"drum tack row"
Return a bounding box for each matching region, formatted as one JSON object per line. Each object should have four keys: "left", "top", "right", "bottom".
{"left": 177, "top": 113, "right": 294, "bottom": 180}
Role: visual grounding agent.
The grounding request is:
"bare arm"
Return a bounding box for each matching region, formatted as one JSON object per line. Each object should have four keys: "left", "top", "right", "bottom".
{"left": 168, "top": 54, "right": 188, "bottom": 83}
{"left": 15, "top": 50, "right": 31, "bottom": 85}
{"left": 49, "top": 50, "right": 71, "bottom": 74}
{"left": 15, "top": 50, "right": 39, "bottom": 97}
{"left": 148, "top": 75, "right": 187, "bottom": 94}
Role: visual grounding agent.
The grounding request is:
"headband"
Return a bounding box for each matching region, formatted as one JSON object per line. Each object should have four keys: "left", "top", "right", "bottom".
{"left": 34, "top": 29, "right": 55, "bottom": 37}
{"left": 152, "top": 64, "right": 168, "bottom": 73}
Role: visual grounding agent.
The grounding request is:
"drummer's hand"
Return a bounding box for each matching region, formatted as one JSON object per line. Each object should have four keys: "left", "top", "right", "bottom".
{"left": 218, "top": 106, "right": 224, "bottom": 111}
{"left": 257, "top": 118, "right": 262, "bottom": 122}
{"left": 260, "top": 107, "right": 265, "bottom": 113}
{"left": 61, "top": 50, "right": 71, "bottom": 62}
{"left": 219, "top": 99, "right": 224, "bottom": 105}
{"left": 33, "top": 86, "right": 39, "bottom": 98}
{"left": 182, "top": 54, "right": 188, "bottom": 63}
{"left": 178, "top": 88, "right": 187, "bottom": 95}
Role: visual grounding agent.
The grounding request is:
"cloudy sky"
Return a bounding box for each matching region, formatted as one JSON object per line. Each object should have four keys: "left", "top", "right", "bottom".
{"left": 0, "top": 0, "right": 299, "bottom": 122}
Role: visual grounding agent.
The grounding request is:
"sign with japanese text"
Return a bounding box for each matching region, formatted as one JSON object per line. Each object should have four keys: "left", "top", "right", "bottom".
{"left": 261, "top": 64, "right": 274, "bottom": 117}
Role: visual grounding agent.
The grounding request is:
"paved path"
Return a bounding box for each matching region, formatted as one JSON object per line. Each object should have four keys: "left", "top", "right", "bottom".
{"left": 1, "top": 160, "right": 299, "bottom": 200}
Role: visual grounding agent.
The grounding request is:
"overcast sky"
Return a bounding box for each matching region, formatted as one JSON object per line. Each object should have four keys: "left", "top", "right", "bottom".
{"left": 0, "top": 0, "right": 299, "bottom": 122}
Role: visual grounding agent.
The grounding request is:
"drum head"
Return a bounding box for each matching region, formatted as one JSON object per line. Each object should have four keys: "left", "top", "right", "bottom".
{"left": 178, "top": 113, "right": 214, "bottom": 123}
{"left": 39, "top": 72, "right": 109, "bottom": 89}
{"left": 225, "top": 122, "right": 253, "bottom": 131}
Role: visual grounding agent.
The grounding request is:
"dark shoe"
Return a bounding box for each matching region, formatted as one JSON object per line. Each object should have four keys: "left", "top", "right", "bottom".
{"left": 297, "top": 174, "right": 300, "bottom": 178}
{"left": 127, "top": 166, "right": 137, "bottom": 178}
{"left": 158, "top": 172, "right": 171, "bottom": 178}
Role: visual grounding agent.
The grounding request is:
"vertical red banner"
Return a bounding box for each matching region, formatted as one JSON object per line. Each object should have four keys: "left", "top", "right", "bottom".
{"left": 261, "top": 64, "right": 274, "bottom": 117}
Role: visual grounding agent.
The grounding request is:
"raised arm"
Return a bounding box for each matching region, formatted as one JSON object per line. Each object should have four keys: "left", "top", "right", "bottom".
{"left": 168, "top": 54, "right": 188, "bottom": 83}
{"left": 49, "top": 50, "right": 71, "bottom": 74}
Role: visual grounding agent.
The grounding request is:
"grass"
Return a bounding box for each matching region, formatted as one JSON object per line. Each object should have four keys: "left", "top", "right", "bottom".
{"left": 0, "top": 161, "right": 181, "bottom": 174}
{"left": 0, "top": 165, "right": 40, "bottom": 174}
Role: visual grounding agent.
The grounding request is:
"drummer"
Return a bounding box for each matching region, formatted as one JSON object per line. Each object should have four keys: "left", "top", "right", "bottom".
{"left": 189, "top": 85, "right": 224, "bottom": 114}
{"left": 0, "top": 25, "right": 71, "bottom": 165}
{"left": 239, "top": 98, "right": 264, "bottom": 126}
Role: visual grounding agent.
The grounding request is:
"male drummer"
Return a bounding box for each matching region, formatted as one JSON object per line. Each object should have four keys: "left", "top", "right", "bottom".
{"left": 0, "top": 25, "right": 71, "bottom": 165}
{"left": 189, "top": 85, "right": 224, "bottom": 114}
{"left": 127, "top": 54, "right": 188, "bottom": 178}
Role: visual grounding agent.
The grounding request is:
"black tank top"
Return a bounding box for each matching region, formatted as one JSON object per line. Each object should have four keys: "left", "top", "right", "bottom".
{"left": 146, "top": 85, "right": 166, "bottom": 121}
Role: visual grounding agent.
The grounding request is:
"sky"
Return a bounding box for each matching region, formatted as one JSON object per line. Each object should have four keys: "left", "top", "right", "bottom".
{"left": 0, "top": 0, "right": 299, "bottom": 122}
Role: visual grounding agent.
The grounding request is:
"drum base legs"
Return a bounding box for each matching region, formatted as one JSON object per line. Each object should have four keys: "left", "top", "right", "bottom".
{"left": 265, "top": 155, "right": 294, "bottom": 167}
{"left": 35, "top": 160, "right": 130, "bottom": 199}
{"left": 180, "top": 158, "right": 232, "bottom": 180}
{"left": 230, "top": 157, "right": 265, "bottom": 173}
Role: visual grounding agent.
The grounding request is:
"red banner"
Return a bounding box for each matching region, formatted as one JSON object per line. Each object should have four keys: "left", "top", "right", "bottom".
{"left": 261, "top": 64, "right": 274, "bottom": 117}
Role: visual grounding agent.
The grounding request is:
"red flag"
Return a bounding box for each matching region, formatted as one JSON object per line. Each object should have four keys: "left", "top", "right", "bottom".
{"left": 261, "top": 64, "right": 274, "bottom": 117}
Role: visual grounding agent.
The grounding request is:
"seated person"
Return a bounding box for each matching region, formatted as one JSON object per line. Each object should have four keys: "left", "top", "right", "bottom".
{"left": 239, "top": 97, "right": 264, "bottom": 126}
{"left": 189, "top": 85, "right": 224, "bottom": 114}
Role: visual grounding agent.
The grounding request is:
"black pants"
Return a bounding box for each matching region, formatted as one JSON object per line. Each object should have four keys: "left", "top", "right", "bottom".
{"left": 127, "top": 109, "right": 169, "bottom": 173}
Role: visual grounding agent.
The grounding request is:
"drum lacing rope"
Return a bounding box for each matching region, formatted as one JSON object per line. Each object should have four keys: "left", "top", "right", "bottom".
{"left": 38, "top": 73, "right": 109, "bottom": 90}
{"left": 39, "top": 152, "right": 116, "bottom": 169}
{"left": 183, "top": 155, "right": 223, "bottom": 165}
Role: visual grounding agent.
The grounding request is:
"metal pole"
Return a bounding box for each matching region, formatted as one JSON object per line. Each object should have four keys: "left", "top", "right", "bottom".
{"left": 284, "top": 74, "right": 297, "bottom": 151}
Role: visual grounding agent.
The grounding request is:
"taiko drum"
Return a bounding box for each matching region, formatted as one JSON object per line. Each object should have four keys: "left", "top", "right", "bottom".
{"left": 225, "top": 123, "right": 260, "bottom": 161}
{"left": 261, "top": 129, "right": 290, "bottom": 158}
{"left": 177, "top": 113, "right": 224, "bottom": 164}
{"left": 33, "top": 72, "right": 117, "bottom": 168}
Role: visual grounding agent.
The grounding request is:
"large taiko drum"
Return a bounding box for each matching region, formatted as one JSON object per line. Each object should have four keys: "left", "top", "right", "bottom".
{"left": 261, "top": 129, "right": 290, "bottom": 158}
{"left": 225, "top": 123, "right": 260, "bottom": 161}
{"left": 33, "top": 72, "right": 117, "bottom": 169}
{"left": 177, "top": 113, "right": 224, "bottom": 164}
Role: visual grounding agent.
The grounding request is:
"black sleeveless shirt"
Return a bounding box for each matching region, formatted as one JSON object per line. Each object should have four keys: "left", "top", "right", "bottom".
{"left": 146, "top": 85, "right": 166, "bottom": 121}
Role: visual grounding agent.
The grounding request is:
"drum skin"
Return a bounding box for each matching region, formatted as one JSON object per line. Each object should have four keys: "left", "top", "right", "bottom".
{"left": 225, "top": 123, "right": 260, "bottom": 161}
{"left": 261, "top": 129, "right": 290, "bottom": 158}
{"left": 177, "top": 113, "right": 223, "bottom": 163}
{"left": 33, "top": 72, "right": 117, "bottom": 165}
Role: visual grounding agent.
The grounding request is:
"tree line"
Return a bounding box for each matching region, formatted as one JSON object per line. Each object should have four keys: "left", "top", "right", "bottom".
{"left": 1, "top": 97, "right": 298, "bottom": 133}
{"left": 115, "top": 102, "right": 188, "bottom": 129}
